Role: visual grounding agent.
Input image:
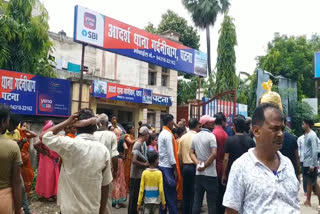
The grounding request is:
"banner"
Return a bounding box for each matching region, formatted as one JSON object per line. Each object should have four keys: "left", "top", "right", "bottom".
{"left": 0, "top": 69, "right": 71, "bottom": 117}
{"left": 203, "top": 97, "right": 248, "bottom": 118}
{"left": 92, "top": 80, "right": 153, "bottom": 104}
{"left": 74, "top": 5, "right": 208, "bottom": 77}
{"left": 37, "top": 76, "right": 71, "bottom": 117}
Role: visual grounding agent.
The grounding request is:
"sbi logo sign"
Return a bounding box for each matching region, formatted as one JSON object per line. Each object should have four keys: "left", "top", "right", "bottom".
{"left": 82, "top": 29, "right": 98, "bottom": 40}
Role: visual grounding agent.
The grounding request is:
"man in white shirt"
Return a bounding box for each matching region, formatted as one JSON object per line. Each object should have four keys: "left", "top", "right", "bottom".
{"left": 223, "top": 103, "right": 299, "bottom": 214}
{"left": 94, "top": 113, "right": 119, "bottom": 214}
{"left": 302, "top": 118, "right": 320, "bottom": 207}
{"left": 41, "top": 109, "right": 113, "bottom": 214}
{"left": 158, "top": 114, "right": 178, "bottom": 214}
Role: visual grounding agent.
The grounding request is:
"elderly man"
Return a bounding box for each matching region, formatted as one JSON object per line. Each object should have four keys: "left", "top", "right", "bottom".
{"left": 41, "top": 109, "right": 113, "bottom": 214}
{"left": 223, "top": 103, "right": 299, "bottom": 214}
{"left": 94, "top": 113, "right": 119, "bottom": 213}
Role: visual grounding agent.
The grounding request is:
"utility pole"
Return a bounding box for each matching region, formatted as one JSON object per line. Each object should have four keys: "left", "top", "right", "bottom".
{"left": 78, "top": 43, "right": 87, "bottom": 111}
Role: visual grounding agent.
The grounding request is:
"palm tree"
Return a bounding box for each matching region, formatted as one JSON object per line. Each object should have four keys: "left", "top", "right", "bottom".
{"left": 182, "top": 0, "right": 230, "bottom": 75}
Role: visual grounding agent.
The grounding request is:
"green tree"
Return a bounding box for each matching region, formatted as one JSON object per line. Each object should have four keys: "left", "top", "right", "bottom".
{"left": 145, "top": 10, "right": 202, "bottom": 104}
{"left": 144, "top": 22, "right": 157, "bottom": 34}
{"left": 257, "top": 33, "right": 320, "bottom": 99}
{"left": 247, "top": 70, "right": 258, "bottom": 115}
{"left": 182, "top": 0, "right": 230, "bottom": 74}
{"left": 216, "top": 14, "right": 237, "bottom": 93}
{"left": 178, "top": 76, "right": 204, "bottom": 105}
{"left": 145, "top": 10, "right": 200, "bottom": 50}
{"left": 289, "top": 101, "right": 313, "bottom": 136}
{"left": 0, "top": 0, "right": 54, "bottom": 77}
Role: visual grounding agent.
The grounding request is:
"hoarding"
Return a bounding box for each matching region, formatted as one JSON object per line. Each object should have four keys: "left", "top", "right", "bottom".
{"left": 74, "top": 5, "right": 207, "bottom": 77}
{"left": 0, "top": 69, "right": 71, "bottom": 117}
{"left": 0, "top": 70, "right": 37, "bottom": 115}
{"left": 315, "top": 52, "right": 320, "bottom": 78}
{"left": 92, "top": 80, "right": 153, "bottom": 104}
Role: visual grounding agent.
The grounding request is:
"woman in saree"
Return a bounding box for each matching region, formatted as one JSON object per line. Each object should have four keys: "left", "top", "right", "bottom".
{"left": 123, "top": 124, "right": 136, "bottom": 192}
{"left": 19, "top": 121, "right": 37, "bottom": 194}
{"left": 112, "top": 128, "right": 127, "bottom": 208}
{"left": 34, "top": 120, "right": 60, "bottom": 201}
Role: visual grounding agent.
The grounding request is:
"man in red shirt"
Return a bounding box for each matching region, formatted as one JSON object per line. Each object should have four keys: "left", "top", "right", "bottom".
{"left": 213, "top": 112, "right": 228, "bottom": 214}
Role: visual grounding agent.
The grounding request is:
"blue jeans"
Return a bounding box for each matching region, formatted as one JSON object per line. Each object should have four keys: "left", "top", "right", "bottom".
{"left": 192, "top": 175, "right": 218, "bottom": 214}
{"left": 182, "top": 164, "right": 196, "bottom": 214}
{"left": 159, "top": 166, "right": 178, "bottom": 214}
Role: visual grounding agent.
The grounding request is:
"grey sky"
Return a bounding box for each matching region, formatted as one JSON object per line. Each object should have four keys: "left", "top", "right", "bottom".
{"left": 42, "top": 0, "right": 320, "bottom": 75}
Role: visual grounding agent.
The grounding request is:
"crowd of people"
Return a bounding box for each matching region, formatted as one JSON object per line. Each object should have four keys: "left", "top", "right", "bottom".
{"left": 0, "top": 99, "right": 319, "bottom": 214}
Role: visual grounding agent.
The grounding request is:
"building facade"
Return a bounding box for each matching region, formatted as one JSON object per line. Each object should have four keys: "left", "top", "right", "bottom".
{"left": 49, "top": 31, "right": 178, "bottom": 132}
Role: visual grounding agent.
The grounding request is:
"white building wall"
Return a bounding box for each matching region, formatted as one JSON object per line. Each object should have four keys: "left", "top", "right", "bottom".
{"left": 49, "top": 31, "right": 178, "bottom": 125}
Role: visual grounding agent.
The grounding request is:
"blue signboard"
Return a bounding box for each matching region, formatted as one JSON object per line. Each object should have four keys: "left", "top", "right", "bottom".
{"left": 74, "top": 5, "right": 208, "bottom": 77}
{"left": 0, "top": 70, "right": 37, "bottom": 115}
{"left": 37, "top": 76, "right": 71, "bottom": 117}
{"left": 315, "top": 52, "right": 320, "bottom": 78}
{"left": 152, "top": 95, "right": 173, "bottom": 106}
{"left": 92, "top": 80, "right": 153, "bottom": 104}
{"left": 0, "top": 69, "right": 71, "bottom": 117}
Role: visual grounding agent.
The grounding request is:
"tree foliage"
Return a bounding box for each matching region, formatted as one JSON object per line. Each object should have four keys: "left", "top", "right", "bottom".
{"left": 257, "top": 33, "right": 320, "bottom": 99}
{"left": 289, "top": 101, "right": 313, "bottom": 136}
{"left": 144, "top": 10, "right": 200, "bottom": 50}
{"left": 182, "top": 0, "right": 230, "bottom": 28}
{"left": 182, "top": 0, "right": 230, "bottom": 74}
{"left": 0, "top": 0, "right": 54, "bottom": 77}
{"left": 216, "top": 14, "right": 237, "bottom": 94}
{"left": 178, "top": 76, "right": 204, "bottom": 105}
{"left": 145, "top": 10, "right": 202, "bottom": 105}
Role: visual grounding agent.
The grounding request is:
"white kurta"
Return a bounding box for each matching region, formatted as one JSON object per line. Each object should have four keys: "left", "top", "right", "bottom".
{"left": 43, "top": 131, "right": 113, "bottom": 214}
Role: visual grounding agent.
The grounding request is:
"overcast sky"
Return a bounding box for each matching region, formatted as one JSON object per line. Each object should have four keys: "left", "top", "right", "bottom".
{"left": 41, "top": 0, "right": 320, "bottom": 75}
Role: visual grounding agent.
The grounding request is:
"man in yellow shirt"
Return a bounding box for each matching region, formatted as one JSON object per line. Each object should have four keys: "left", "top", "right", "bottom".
{"left": 138, "top": 150, "right": 166, "bottom": 214}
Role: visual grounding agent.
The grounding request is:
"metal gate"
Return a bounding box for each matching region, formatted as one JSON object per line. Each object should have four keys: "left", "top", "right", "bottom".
{"left": 190, "top": 90, "right": 237, "bottom": 122}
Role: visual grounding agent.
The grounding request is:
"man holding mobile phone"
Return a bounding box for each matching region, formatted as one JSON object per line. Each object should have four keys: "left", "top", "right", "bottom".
{"left": 190, "top": 115, "right": 218, "bottom": 214}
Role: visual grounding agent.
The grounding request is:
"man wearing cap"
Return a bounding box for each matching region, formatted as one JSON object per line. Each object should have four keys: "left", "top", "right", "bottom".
{"left": 128, "top": 126, "right": 150, "bottom": 214}
{"left": 190, "top": 115, "right": 218, "bottom": 214}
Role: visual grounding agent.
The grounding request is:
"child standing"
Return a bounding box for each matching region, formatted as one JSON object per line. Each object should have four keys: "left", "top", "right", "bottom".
{"left": 137, "top": 150, "right": 166, "bottom": 214}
